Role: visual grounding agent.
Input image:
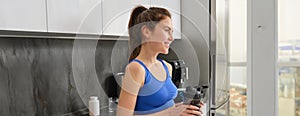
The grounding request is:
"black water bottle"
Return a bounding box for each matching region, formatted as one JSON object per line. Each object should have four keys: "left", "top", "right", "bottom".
{"left": 190, "top": 90, "right": 201, "bottom": 108}
{"left": 185, "top": 86, "right": 201, "bottom": 108}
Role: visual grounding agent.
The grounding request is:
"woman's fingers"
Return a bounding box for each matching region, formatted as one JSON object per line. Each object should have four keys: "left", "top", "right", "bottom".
{"left": 174, "top": 103, "right": 204, "bottom": 116}
{"left": 182, "top": 109, "right": 202, "bottom": 116}
{"left": 180, "top": 112, "right": 196, "bottom": 116}
{"left": 170, "top": 104, "right": 188, "bottom": 116}
{"left": 185, "top": 105, "right": 202, "bottom": 115}
{"left": 187, "top": 105, "right": 200, "bottom": 110}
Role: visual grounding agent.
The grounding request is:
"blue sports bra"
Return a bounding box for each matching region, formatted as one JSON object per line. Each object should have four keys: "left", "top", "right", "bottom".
{"left": 129, "top": 59, "right": 178, "bottom": 115}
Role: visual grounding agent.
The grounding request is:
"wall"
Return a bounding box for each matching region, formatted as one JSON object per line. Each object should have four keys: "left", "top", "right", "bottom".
{"left": 178, "top": 0, "right": 210, "bottom": 86}
{"left": 0, "top": 38, "right": 128, "bottom": 115}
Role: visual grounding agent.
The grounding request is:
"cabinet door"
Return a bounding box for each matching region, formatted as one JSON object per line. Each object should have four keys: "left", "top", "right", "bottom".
{"left": 150, "top": 0, "right": 181, "bottom": 39}
{"left": 102, "top": 0, "right": 149, "bottom": 36}
{"left": 47, "top": 0, "right": 102, "bottom": 34}
{"left": 0, "top": 0, "right": 47, "bottom": 32}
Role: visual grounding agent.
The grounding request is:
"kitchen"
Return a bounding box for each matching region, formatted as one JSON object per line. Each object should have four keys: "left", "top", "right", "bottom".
{"left": 0, "top": 0, "right": 291, "bottom": 116}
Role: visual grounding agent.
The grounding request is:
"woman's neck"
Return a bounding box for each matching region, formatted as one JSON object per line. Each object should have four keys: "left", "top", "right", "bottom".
{"left": 136, "top": 44, "right": 159, "bottom": 65}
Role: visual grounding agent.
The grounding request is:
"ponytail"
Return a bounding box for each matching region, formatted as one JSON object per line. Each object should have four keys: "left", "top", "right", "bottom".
{"left": 128, "top": 6, "right": 147, "bottom": 62}
{"left": 128, "top": 6, "right": 147, "bottom": 29}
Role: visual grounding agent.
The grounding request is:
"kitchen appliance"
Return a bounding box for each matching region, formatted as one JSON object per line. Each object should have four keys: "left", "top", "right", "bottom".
{"left": 114, "top": 72, "right": 124, "bottom": 98}
{"left": 167, "top": 60, "right": 188, "bottom": 88}
{"left": 104, "top": 72, "right": 124, "bottom": 98}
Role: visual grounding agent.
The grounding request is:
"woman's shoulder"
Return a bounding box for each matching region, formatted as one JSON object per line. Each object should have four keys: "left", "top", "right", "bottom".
{"left": 125, "top": 61, "right": 146, "bottom": 84}
{"left": 127, "top": 61, "right": 145, "bottom": 72}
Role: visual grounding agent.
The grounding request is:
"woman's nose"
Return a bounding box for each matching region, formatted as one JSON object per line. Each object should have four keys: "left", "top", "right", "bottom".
{"left": 168, "top": 34, "right": 174, "bottom": 41}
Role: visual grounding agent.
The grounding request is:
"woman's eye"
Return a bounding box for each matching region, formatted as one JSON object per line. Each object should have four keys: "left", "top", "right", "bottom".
{"left": 164, "top": 27, "right": 173, "bottom": 34}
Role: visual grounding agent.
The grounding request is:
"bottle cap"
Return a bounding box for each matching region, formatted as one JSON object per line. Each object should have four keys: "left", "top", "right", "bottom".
{"left": 90, "top": 96, "right": 98, "bottom": 100}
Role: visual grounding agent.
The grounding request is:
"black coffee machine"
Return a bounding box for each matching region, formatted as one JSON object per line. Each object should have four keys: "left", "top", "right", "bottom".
{"left": 167, "top": 60, "right": 188, "bottom": 88}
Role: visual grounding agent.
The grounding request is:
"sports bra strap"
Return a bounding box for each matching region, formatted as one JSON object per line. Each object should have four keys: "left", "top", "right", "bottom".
{"left": 157, "top": 59, "right": 170, "bottom": 77}
{"left": 129, "top": 59, "right": 170, "bottom": 78}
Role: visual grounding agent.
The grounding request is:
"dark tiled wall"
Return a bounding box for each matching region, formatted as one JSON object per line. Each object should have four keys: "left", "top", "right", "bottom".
{"left": 0, "top": 38, "right": 129, "bottom": 115}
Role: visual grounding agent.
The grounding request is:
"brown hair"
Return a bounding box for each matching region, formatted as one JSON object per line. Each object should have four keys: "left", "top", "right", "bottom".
{"left": 128, "top": 5, "right": 171, "bottom": 62}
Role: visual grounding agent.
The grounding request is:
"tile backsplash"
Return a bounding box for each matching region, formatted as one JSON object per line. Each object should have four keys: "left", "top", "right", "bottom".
{"left": 0, "top": 38, "right": 129, "bottom": 115}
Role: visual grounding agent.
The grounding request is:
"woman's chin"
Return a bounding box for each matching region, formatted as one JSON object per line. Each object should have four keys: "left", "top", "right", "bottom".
{"left": 161, "top": 50, "right": 169, "bottom": 54}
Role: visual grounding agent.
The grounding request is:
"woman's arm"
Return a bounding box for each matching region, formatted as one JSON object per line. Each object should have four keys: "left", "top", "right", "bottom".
{"left": 117, "top": 62, "right": 145, "bottom": 116}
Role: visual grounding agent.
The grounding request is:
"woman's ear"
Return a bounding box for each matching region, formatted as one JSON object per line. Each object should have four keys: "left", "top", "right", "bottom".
{"left": 141, "top": 25, "right": 151, "bottom": 39}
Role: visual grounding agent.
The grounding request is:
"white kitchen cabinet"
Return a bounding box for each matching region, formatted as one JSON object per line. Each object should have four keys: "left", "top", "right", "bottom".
{"left": 47, "top": 0, "right": 102, "bottom": 34}
{"left": 0, "top": 0, "right": 47, "bottom": 32}
{"left": 102, "top": 0, "right": 150, "bottom": 36}
{"left": 150, "top": 0, "right": 181, "bottom": 39}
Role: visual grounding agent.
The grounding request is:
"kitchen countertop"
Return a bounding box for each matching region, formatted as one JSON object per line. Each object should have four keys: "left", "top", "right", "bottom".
{"left": 63, "top": 107, "right": 116, "bottom": 116}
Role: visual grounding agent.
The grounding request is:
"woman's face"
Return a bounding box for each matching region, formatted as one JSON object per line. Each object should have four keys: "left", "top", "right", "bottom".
{"left": 145, "top": 17, "right": 174, "bottom": 54}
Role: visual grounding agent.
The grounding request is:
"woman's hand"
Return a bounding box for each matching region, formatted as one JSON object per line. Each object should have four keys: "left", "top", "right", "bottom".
{"left": 135, "top": 102, "right": 204, "bottom": 116}
{"left": 180, "top": 105, "right": 202, "bottom": 116}
{"left": 174, "top": 102, "right": 204, "bottom": 116}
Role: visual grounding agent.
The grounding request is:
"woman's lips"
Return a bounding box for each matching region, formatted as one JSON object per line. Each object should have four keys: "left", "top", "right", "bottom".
{"left": 164, "top": 42, "right": 171, "bottom": 48}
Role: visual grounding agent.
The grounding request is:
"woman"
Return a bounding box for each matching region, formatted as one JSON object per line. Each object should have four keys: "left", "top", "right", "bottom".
{"left": 117, "top": 5, "right": 203, "bottom": 116}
